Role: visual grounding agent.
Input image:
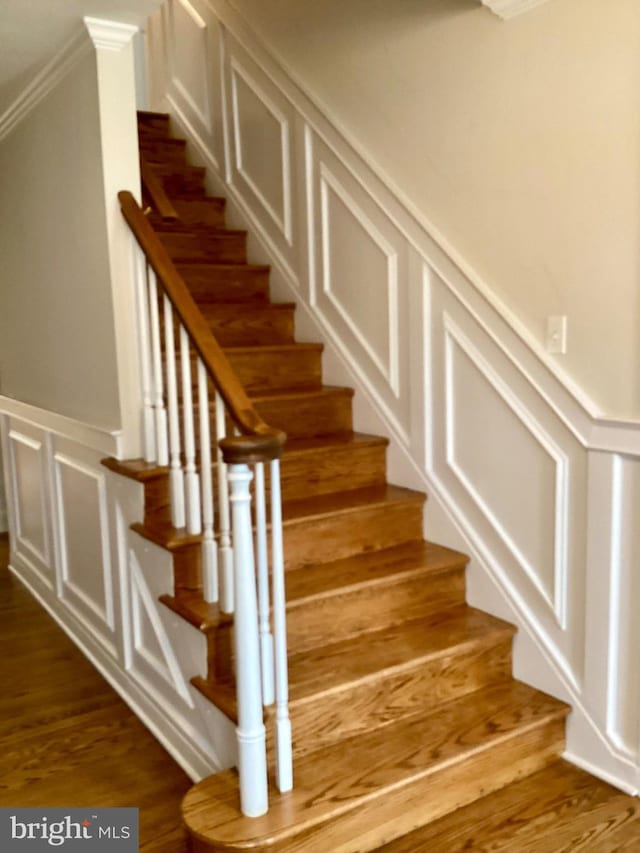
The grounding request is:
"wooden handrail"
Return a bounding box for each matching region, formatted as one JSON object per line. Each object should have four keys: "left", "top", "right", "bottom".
{"left": 139, "top": 154, "right": 179, "bottom": 221}
{"left": 118, "top": 190, "right": 285, "bottom": 462}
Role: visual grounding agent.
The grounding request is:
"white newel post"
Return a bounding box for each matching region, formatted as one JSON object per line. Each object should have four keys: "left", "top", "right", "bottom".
{"left": 227, "top": 463, "right": 268, "bottom": 817}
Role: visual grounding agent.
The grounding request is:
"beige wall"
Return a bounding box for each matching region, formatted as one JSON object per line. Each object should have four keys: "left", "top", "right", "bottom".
{"left": 0, "top": 49, "right": 122, "bottom": 429}
{"left": 230, "top": 0, "right": 640, "bottom": 418}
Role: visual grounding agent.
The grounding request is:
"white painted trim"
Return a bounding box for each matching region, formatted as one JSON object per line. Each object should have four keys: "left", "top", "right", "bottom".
{"left": 9, "top": 557, "right": 217, "bottom": 782}
{"left": 230, "top": 57, "right": 293, "bottom": 244}
{"left": 564, "top": 748, "right": 639, "bottom": 797}
{"left": 84, "top": 18, "right": 139, "bottom": 52}
{"left": 0, "top": 396, "right": 123, "bottom": 456}
{"left": 481, "top": 0, "right": 552, "bottom": 20}
{"left": 0, "top": 28, "right": 92, "bottom": 143}
{"left": 442, "top": 314, "right": 570, "bottom": 628}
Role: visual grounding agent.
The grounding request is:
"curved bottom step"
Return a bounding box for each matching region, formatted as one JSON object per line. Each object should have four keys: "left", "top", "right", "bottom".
{"left": 183, "top": 681, "right": 569, "bottom": 852}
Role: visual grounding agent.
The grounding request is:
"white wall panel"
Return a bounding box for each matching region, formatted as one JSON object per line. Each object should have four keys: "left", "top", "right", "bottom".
{"left": 54, "top": 451, "right": 116, "bottom": 656}
{"left": 445, "top": 320, "right": 563, "bottom": 621}
{"left": 606, "top": 455, "right": 640, "bottom": 757}
{"left": 223, "top": 36, "right": 297, "bottom": 274}
{"left": 428, "top": 273, "right": 588, "bottom": 686}
{"left": 7, "top": 424, "right": 52, "bottom": 584}
{"left": 165, "top": 0, "right": 223, "bottom": 168}
{"left": 308, "top": 131, "right": 410, "bottom": 440}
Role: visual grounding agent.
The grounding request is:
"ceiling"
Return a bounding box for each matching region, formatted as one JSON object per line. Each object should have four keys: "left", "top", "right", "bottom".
{"left": 0, "top": 0, "right": 161, "bottom": 115}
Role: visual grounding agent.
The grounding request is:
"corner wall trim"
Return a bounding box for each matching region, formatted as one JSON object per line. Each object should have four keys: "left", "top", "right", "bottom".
{"left": 0, "top": 28, "right": 92, "bottom": 143}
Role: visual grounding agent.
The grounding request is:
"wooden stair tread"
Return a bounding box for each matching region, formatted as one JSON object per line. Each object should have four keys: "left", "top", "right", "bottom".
{"left": 249, "top": 384, "right": 353, "bottom": 403}
{"left": 281, "top": 484, "right": 425, "bottom": 524}
{"left": 285, "top": 540, "right": 467, "bottom": 603}
{"left": 133, "top": 485, "right": 424, "bottom": 551}
{"left": 103, "top": 433, "right": 385, "bottom": 483}
{"left": 194, "top": 606, "right": 513, "bottom": 713}
{"left": 159, "top": 592, "right": 225, "bottom": 632}
{"left": 182, "top": 680, "right": 569, "bottom": 850}
{"left": 376, "top": 758, "right": 638, "bottom": 852}
{"left": 285, "top": 606, "right": 516, "bottom": 702}
{"left": 223, "top": 342, "right": 323, "bottom": 355}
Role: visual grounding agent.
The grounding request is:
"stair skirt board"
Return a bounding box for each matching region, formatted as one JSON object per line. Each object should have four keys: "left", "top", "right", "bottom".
{"left": 104, "top": 111, "right": 574, "bottom": 850}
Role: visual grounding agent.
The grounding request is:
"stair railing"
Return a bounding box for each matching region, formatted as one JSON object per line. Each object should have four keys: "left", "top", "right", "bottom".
{"left": 118, "top": 189, "right": 292, "bottom": 817}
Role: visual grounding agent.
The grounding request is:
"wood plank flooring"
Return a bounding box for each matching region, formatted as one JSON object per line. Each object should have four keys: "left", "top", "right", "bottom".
{"left": 0, "top": 534, "right": 191, "bottom": 852}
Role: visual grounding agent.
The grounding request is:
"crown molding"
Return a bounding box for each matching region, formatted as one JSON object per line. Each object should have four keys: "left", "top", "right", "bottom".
{"left": 0, "top": 28, "right": 91, "bottom": 143}
{"left": 84, "top": 17, "right": 139, "bottom": 51}
{"left": 481, "top": 0, "right": 551, "bottom": 19}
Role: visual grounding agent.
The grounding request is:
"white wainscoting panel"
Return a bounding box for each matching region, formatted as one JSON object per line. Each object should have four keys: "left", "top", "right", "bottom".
{"left": 165, "top": 0, "right": 223, "bottom": 168}
{"left": 428, "top": 272, "right": 588, "bottom": 688}
{"left": 223, "top": 35, "right": 298, "bottom": 275}
{"left": 129, "top": 547, "right": 194, "bottom": 706}
{"left": 307, "top": 130, "right": 410, "bottom": 441}
{"left": 51, "top": 436, "right": 118, "bottom": 659}
{"left": 6, "top": 422, "right": 53, "bottom": 585}
{"left": 605, "top": 454, "right": 640, "bottom": 758}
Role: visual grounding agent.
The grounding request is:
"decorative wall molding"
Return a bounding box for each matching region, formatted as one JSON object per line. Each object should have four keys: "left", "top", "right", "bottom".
{"left": 84, "top": 17, "right": 139, "bottom": 52}
{"left": 442, "top": 315, "right": 569, "bottom": 629}
{"left": 0, "top": 396, "right": 122, "bottom": 456}
{"left": 167, "top": 0, "right": 214, "bottom": 134}
{"left": 481, "top": 0, "right": 552, "bottom": 20}
{"left": 0, "top": 28, "right": 91, "bottom": 143}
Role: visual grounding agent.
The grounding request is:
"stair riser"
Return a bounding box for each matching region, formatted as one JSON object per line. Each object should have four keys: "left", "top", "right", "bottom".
{"left": 140, "top": 139, "right": 187, "bottom": 166}
{"left": 199, "top": 304, "right": 296, "bottom": 346}
{"left": 228, "top": 350, "right": 323, "bottom": 393}
{"left": 172, "top": 199, "right": 226, "bottom": 229}
{"left": 153, "top": 164, "right": 207, "bottom": 196}
{"left": 286, "top": 568, "right": 465, "bottom": 654}
{"left": 178, "top": 266, "right": 270, "bottom": 303}
{"left": 160, "top": 233, "right": 247, "bottom": 265}
{"left": 279, "top": 639, "right": 513, "bottom": 759}
{"left": 279, "top": 443, "right": 386, "bottom": 500}
{"left": 283, "top": 500, "right": 425, "bottom": 571}
{"left": 138, "top": 117, "right": 170, "bottom": 135}
{"left": 279, "top": 720, "right": 567, "bottom": 853}
{"left": 254, "top": 393, "right": 353, "bottom": 437}
{"left": 141, "top": 444, "right": 387, "bottom": 521}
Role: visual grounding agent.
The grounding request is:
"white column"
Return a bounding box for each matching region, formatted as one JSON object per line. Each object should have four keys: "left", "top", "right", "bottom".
{"left": 255, "top": 463, "right": 274, "bottom": 706}
{"left": 228, "top": 464, "right": 268, "bottom": 818}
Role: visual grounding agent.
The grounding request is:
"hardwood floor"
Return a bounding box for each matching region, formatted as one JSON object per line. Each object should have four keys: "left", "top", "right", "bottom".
{"left": 0, "top": 534, "right": 191, "bottom": 852}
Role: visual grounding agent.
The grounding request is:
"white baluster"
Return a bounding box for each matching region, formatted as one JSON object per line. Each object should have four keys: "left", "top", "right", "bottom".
{"left": 228, "top": 463, "right": 268, "bottom": 817}
{"left": 198, "top": 360, "right": 218, "bottom": 603}
{"left": 254, "top": 463, "right": 274, "bottom": 706}
{"left": 134, "top": 250, "right": 156, "bottom": 462}
{"left": 148, "top": 266, "right": 168, "bottom": 466}
{"left": 163, "top": 295, "right": 185, "bottom": 529}
{"left": 216, "top": 392, "right": 234, "bottom": 613}
{"left": 179, "top": 326, "right": 201, "bottom": 535}
{"left": 270, "top": 459, "right": 293, "bottom": 792}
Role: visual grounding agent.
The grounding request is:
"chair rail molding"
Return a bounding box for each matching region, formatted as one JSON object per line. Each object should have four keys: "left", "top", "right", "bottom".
{"left": 481, "top": 0, "right": 552, "bottom": 19}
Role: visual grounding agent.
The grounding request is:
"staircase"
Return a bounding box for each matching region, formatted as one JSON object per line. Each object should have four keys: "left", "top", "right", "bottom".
{"left": 107, "top": 111, "right": 571, "bottom": 851}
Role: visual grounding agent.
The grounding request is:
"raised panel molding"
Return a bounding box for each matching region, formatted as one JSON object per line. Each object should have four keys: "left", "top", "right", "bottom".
{"left": 168, "top": 0, "right": 213, "bottom": 134}
{"left": 7, "top": 429, "right": 51, "bottom": 576}
{"left": 481, "top": 0, "right": 552, "bottom": 19}
{"left": 605, "top": 455, "right": 640, "bottom": 757}
{"left": 129, "top": 549, "right": 194, "bottom": 707}
{"left": 54, "top": 453, "right": 116, "bottom": 649}
{"left": 318, "top": 163, "right": 400, "bottom": 397}
{"left": 228, "top": 56, "right": 293, "bottom": 245}
{"left": 443, "top": 316, "right": 569, "bottom": 629}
